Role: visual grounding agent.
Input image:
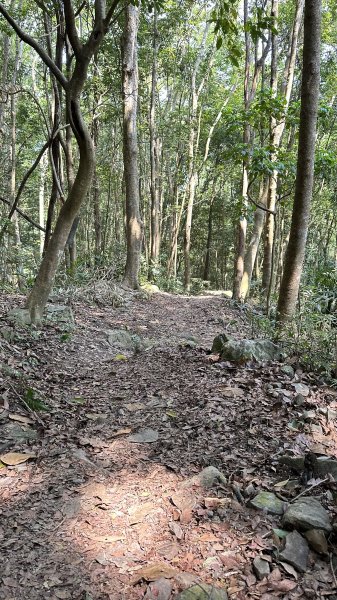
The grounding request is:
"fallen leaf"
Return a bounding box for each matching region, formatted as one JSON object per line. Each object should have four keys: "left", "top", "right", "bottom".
{"left": 0, "top": 452, "right": 35, "bottom": 465}
{"left": 169, "top": 521, "right": 183, "bottom": 540}
{"left": 131, "top": 563, "right": 177, "bottom": 584}
{"left": 171, "top": 493, "right": 196, "bottom": 511}
{"left": 111, "top": 428, "right": 132, "bottom": 437}
{"left": 279, "top": 561, "right": 298, "bottom": 579}
{"left": 8, "top": 413, "right": 34, "bottom": 425}
{"left": 157, "top": 541, "right": 180, "bottom": 560}
{"left": 274, "top": 479, "right": 289, "bottom": 489}
{"left": 204, "top": 497, "right": 231, "bottom": 510}
{"left": 269, "top": 579, "right": 297, "bottom": 592}
{"left": 114, "top": 354, "right": 127, "bottom": 361}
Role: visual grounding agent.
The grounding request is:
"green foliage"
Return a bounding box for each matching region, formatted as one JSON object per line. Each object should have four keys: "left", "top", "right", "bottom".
{"left": 24, "top": 387, "right": 49, "bottom": 412}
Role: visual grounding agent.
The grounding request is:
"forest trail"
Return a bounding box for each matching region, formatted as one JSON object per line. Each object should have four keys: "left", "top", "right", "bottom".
{"left": 0, "top": 292, "right": 336, "bottom": 600}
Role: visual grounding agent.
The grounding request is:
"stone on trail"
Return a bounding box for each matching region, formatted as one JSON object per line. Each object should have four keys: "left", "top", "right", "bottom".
{"left": 212, "top": 333, "right": 280, "bottom": 363}
{"left": 182, "top": 466, "right": 227, "bottom": 490}
{"left": 128, "top": 428, "right": 159, "bottom": 443}
{"left": 249, "top": 491, "right": 285, "bottom": 515}
{"left": 279, "top": 530, "right": 309, "bottom": 573}
{"left": 144, "top": 578, "right": 172, "bottom": 600}
{"left": 304, "top": 529, "right": 328, "bottom": 555}
{"left": 8, "top": 308, "right": 32, "bottom": 326}
{"left": 176, "top": 583, "right": 228, "bottom": 600}
{"left": 282, "top": 497, "right": 332, "bottom": 533}
{"left": 253, "top": 556, "right": 270, "bottom": 580}
{"left": 107, "top": 329, "right": 141, "bottom": 351}
{"left": 280, "top": 365, "right": 295, "bottom": 377}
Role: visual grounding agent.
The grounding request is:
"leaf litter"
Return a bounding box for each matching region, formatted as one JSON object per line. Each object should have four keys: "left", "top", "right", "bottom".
{"left": 0, "top": 292, "right": 336, "bottom": 599}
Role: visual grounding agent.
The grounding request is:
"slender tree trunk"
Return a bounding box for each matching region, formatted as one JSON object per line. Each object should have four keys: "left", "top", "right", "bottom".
{"left": 39, "top": 153, "right": 47, "bottom": 256}
{"left": 241, "top": 183, "right": 268, "bottom": 296}
{"left": 203, "top": 197, "right": 214, "bottom": 281}
{"left": 262, "top": 0, "right": 304, "bottom": 294}
{"left": 122, "top": 2, "right": 143, "bottom": 289}
{"left": 149, "top": 7, "right": 160, "bottom": 274}
{"left": 277, "top": 0, "right": 321, "bottom": 322}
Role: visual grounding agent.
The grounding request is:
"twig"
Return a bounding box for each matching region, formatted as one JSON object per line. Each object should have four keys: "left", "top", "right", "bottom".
{"left": 330, "top": 553, "right": 337, "bottom": 589}
{"left": 0, "top": 196, "right": 46, "bottom": 232}
{"left": 290, "top": 477, "right": 329, "bottom": 503}
{"left": 7, "top": 382, "right": 45, "bottom": 427}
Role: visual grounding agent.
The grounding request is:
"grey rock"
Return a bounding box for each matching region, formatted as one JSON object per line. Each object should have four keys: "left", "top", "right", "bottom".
{"left": 0, "top": 326, "right": 15, "bottom": 342}
{"left": 283, "top": 497, "right": 332, "bottom": 533}
{"left": 128, "top": 428, "right": 159, "bottom": 443}
{"left": 304, "top": 529, "right": 328, "bottom": 554}
{"left": 249, "top": 491, "right": 285, "bottom": 515}
{"left": 144, "top": 578, "right": 172, "bottom": 600}
{"left": 312, "top": 456, "right": 337, "bottom": 481}
{"left": 253, "top": 556, "right": 270, "bottom": 580}
{"left": 279, "top": 530, "right": 309, "bottom": 572}
{"left": 182, "top": 466, "right": 227, "bottom": 490}
{"left": 107, "top": 329, "right": 141, "bottom": 352}
{"left": 8, "top": 308, "right": 31, "bottom": 326}
{"left": 177, "top": 584, "right": 228, "bottom": 600}
{"left": 45, "top": 304, "right": 74, "bottom": 324}
{"left": 294, "top": 393, "right": 306, "bottom": 406}
{"left": 279, "top": 455, "right": 305, "bottom": 473}
{"left": 280, "top": 365, "right": 295, "bottom": 377}
{"left": 212, "top": 334, "right": 280, "bottom": 363}
{"left": 293, "top": 383, "right": 310, "bottom": 397}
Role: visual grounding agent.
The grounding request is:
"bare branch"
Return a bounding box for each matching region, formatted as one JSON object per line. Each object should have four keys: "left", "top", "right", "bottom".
{"left": 104, "top": 0, "right": 121, "bottom": 31}
{"left": 63, "top": 0, "right": 82, "bottom": 57}
{"left": 0, "top": 196, "right": 46, "bottom": 232}
{"left": 0, "top": 2, "right": 67, "bottom": 88}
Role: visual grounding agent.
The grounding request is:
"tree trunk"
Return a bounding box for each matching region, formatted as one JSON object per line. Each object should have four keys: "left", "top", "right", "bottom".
{"left": 149, "top": 7, "right": 160, "bottom": 275}
{"left": 262, "top": 0, "right": 304, "bottom": 294}
{"left": 203, "top": 197, "right": 214, "bottom": 281}
{"left": 241, "top": 183, "right": 268, "bottom": 297}
{"left": 277, "top": 0, "right": 321, "bottom": 322}
{"left": 26, "top": 77, "right": 95, "bottom": 322}
{"left": 122, "top": 2, "right": 143, "bottom": 289}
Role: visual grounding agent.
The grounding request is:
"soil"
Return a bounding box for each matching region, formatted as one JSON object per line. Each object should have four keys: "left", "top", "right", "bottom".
{"left": 0, "top": 291, "right": 336, "bottom": 600}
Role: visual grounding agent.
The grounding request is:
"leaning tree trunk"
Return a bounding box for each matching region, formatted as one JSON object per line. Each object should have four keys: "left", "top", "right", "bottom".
{"left": 277, "top": 0, "right": 321, "bottom": 322}
{"left": 27, "top": 87, "right": 95, "bottom": 322}
{"left": 122, "top": 2, "right": 143, "bottom": 290}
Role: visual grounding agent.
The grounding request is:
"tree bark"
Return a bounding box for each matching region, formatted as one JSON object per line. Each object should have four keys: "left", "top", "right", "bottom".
{"left": 262, "top": 0, "right": 304, "bottom": 294}
{"left": 277, "top": 0, "right": 321, "bottom": 322}
{"left": 122, "top": 2, "right": 143, "bottom": 289}
{"left": 149, "top": 7, "right": 160, "bottom": 275}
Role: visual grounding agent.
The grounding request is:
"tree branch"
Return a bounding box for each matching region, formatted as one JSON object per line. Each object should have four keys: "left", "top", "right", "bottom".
{"left": 0, "top": 2, "right": 68, "bottom": 89}
{"left": 63, "top": 0, "right": 82, "bottom": 57}
{"left": 104, "top": 0, "right": 121, "bottom": 31}
{"left": 0, "top": 196, "right": 46, "bottom": 232}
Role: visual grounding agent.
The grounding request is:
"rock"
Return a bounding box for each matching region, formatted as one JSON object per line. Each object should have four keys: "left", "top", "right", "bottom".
{"left": 212, "top": 334, "right": 280, "bottom": 363}
{"left": 283, "top": 497, "right": 332, "bottom": 533}
{"left": 294, "top": 393, "right": 306, "bottom": 406}
{"left": 280, "top": 365, "right": 295, "bottom": 377}
{"left": 182, "top": 466, "right": 227, "bottom": 489}
{"left": 279, "top": 455, "right": 305, "bottom": 473}
{"left": 128, "top": 428, "right": 159, "bottom": 443}
{"left": 107, "top": 329, "right": 141, "bottom": 352}
{"left": 179, "top": 333, "right": 199, "bottom": 348}
{"left": 293, "top": 383, "right": 310, "bottom": 397}
{"left": 253, "top": 556, "right": 270, "bottom": 580}
{"left": 8, "top": 308, "right": 31, "bottom": 326}
{"left": 175, "top": 573, "right": 199, "bottom": 591}
{"left": 308, "top": 455, "right": 337, "bottom": 482}
{"left": 279, "top": 530, "right": 309, "bottom": 572}
{"left": 0, "top": 326, "right": 15, "bottom": 342}
{"left": 249, "top": 491, "right": 285, "bottom": 515}
{"left": 45, "top": 304, "right": 74, "bottom": 324}
{"left": 176, "top": 584, "right": 228, "bottom": 600}
{"left": 304, "top": 529, "right": 328, "bottom": 554}
{"left": 144, "top": 578, "right": 172, "bottom": 600}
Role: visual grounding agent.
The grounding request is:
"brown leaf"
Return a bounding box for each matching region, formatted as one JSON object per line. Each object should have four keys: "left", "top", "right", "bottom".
{"left": 111, "top": 428, "right": 132, "bottom": 437}
{"left": 157, "top": 541, "right": 180, "bottom": 561}
{"left": 180, "top": 508, "right": 193, "bottom": 524}
{"left": 171, "top": 493, "right": 196, "bottom": 511}
{"left": 131, "top": 563, "right": 177, "bottom": 584}
{"left": 169, "top": 521, "right": 183, "bottom": 540}
{"left": 8, "top": 413, "right": 34, "bottom": 425}
{"left": 269, "top": 579, "right": 297, "bottom": 592}
{"left": 204, "top": 497, "right": 231, "bottom": 510}
{"left": 0, "top": 452, "right": 35, "bottom": 465}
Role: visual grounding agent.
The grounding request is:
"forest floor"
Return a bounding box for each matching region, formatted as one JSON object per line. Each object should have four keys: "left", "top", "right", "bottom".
{"left": 0, "top": 289, "right": 336, "bottom": 600}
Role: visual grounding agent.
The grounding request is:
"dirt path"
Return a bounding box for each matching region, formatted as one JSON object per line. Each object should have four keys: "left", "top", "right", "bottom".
{"left": 0, "top": 292, "right": 336, "bottom": 600}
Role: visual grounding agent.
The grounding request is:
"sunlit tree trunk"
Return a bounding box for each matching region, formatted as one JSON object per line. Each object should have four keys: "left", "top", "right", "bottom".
{"left": 277, "top": 0, "right": 321, "bottom": 322}
{"left": 122, "top": 2, "right": 143, "bottom": 289}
